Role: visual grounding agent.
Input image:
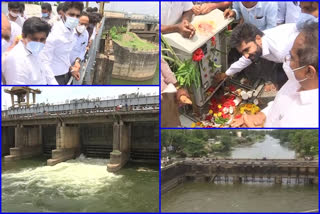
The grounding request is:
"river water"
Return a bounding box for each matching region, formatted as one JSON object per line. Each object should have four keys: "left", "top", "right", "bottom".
{"left": 230, "top": 134, "right": 296, "bottom": 159}
{"left": 2, "top": 155, "right": 159, "bottom": 212}
{"left": 162, "top": 135, "right": 318, "bottom": 212}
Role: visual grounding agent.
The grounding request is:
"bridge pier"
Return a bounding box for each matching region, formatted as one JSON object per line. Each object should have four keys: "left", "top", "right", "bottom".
{"left": 107, "top": 121, "right": 131, "bottom": 172}
{"left": 47, "top": 124, "right": 80, "bottom": 166}
{"left": 4, "top": 125, "right": 42, "bottom": 161}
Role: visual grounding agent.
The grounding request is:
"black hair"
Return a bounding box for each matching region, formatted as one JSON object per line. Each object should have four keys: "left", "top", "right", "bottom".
{"left": 57, "top": 3, "right": 64, "bottom": 13}
{"left": 41, "top": 3, "right": 52, "bottom": 12}
{"left": 86, "top": 7, "right": 93, "bottom": 13}
{"left": 19, "top": 2, "right": 25, "bottom": 13}
{"left": 62, "top": 2, "right": 84, "bottom": 13}
{"left": 230, "top": 23, "right": 265, "bottom": 48}
{"left": 22, "top": 17, "right": 51, "bottom": 37}
{"left": 93, "top": 7, "right": 98, "bottom": 12}
{"left": 8, "top": 2, "right": 21, "bottom": 10}
{"left": 297, "top": 21, "right": 318, "bottom": 72}
{"left": 80, "top": 11, "right": 89, "bottom": 18}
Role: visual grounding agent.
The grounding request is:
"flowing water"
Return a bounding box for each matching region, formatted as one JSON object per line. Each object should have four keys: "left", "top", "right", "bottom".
{"left": 2, "top": 155, "right": 159, "bottom": 212}
{"left": 162, "top": 135, "right": 318, "bottom": 212}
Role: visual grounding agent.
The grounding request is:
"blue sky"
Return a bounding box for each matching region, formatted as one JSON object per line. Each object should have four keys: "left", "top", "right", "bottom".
{"left": 1, "top": 87, "right": 158, "bottom": 109}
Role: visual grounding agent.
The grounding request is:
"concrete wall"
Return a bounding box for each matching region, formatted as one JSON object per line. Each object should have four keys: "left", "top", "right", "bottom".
{"left": 112, "top": 41, "right": 158, "bottom": 81}
{"left": 4, "top": 125, "right": 42, "bottom": 161}
{"left": 47, "top": 125, "right": 80, "bottom": 166}
{"left": 1, "top": 127, "right": 15, "bottom": 156}
{"left": 107, "top": 121, "right": 131, "bottom": 172}
{"left": 56, "top": 125, "right": 80, "bottom": 149}
{"left": 161, "top": 161, "right": 319, "bottom": 193}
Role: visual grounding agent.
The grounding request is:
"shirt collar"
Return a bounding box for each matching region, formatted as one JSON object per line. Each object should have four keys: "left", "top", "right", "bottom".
{"left": 18, "top": 40, "right": 32, "bottom": 57}
{"left": 298, "top": 88, "right": 318, "bottom": 105}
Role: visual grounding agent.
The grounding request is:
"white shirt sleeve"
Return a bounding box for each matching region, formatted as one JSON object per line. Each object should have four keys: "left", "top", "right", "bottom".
{"left": 225, "top": 56, "right": 252, "bottom": 76}
{"left": 90, "top": 27, "right": 96, "bottom": 41}
{"left": 3, "top": 54, "right": 28, "bottom": 84}
{"left": 39, "top": 34, "right": 57, "bottom": 79}
{"left": 183, "top": 2, "right": 194, "bottom": 11}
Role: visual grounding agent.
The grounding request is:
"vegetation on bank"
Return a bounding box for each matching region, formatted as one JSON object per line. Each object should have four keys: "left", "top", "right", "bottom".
{"left": 161, "top": 130, "right": 266, "bottom": 158}
{"left": 110, "top": 26, "right": 157, "bottom": 51}
{"left": 162, "top": 130, "right": 318, "bottom": 159}
{"left": 269, "top": 130, "right": 318, "bottom": 157}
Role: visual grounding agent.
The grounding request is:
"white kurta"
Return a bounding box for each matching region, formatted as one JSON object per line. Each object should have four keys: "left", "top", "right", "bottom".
{"left": 39, "top": 20, "right": 76, "bottom": 76}
{"left": 226, "top": 23, "right": 299, "bottom": 76}
{"left": 161, "top": 2, "right": 194, "bottom": 25}
{"left": 263, "top": 80, "right": 319, "bottom": 127}
{"left": 2, "top": 41, "right": 58, "bottom": 85}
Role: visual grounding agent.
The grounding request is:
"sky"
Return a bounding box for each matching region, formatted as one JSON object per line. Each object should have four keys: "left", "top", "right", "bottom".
{"left": 1, "top": 87, "right": 158, "bottom": 110}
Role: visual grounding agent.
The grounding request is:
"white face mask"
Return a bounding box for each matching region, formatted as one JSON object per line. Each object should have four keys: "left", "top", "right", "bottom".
{"left": 2, "top": 39, "right": 10, "bottom": 54}
{"left": 9, "top": 11, "right": 20, "bottom": 18}
{"left": 283, "top": 60, "right": 308, "bottom": 83}
{"left": 76, "top": 25, "right": 86, "bottom": 34}
{"left": 64, "top": 15, "right": 79, "bottom": 29}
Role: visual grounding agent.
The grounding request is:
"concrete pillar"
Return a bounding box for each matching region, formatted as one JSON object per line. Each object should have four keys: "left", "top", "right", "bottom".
{"left": 4, "top": 125, "right": 42, "bottom": 161}
{"left": 47, "top": 124, "right": 80, "bottom": 166}
{"left": 1, "top": 127, "right": 15, "bottom": 156}
{"left": 275, "top": 176, "right": 282, "bottom": 184}
{"left": 107, "top": 121, "right": 131, "bottom": 172}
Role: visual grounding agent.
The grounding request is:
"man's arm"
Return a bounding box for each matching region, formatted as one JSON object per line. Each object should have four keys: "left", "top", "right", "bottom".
{"left": 181, "top": 9, "right": 193, "bottom": 22}
{"left": 225, "top": 56, "right": 252, "bottom": 76}
{"left": 39, "top": 34, "right": 56, "bottom": 80}
{"left": 161, "top": 24, "right": 179, "bottom": 34}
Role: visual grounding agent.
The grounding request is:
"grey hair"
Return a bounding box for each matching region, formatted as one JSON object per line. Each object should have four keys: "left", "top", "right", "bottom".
{"left": 297, "top": 21, "right": 318, "bottom": 72}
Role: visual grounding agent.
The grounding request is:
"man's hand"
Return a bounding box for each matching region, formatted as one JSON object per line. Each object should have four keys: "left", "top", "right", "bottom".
{"left": 223, "top": 8, "right": 235, "bottom": 19}
{"left": 178, "top": 20, "right": 195, "bottom": 39}
{"left": 192, "top": 5, "right": 201, "bottom": 15}
{"left": 70, "top": 61, "right": 81, "bottom": 81}
{"left": 71, "top": 70, "right": 80, "bottom": 81}
{"left": 230, "top": 116, "right": 244, "bottom": 127}
{"left": 243, "top": 112, "right": 266, "bottom": 127}
{"left": 200, "top": 3, "right": 217, "bottom": 14}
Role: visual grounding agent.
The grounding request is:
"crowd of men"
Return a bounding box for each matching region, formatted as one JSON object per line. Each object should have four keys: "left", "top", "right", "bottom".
{"left": 2, "top": 2, "right": 103, "bottom": 85}
{"left": 161, "top": 1, "right": 318, "bottom": 127}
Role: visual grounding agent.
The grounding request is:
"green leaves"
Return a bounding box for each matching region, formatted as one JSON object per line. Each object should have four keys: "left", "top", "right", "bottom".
{"left": 161, "top": 34, "right": 201, "bottom": 88}
{"left": 175, "top": 59, "right": 201, "bottom": 88}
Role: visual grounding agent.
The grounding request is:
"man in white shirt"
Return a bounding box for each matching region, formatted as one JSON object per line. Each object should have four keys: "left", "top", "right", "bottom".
{"left": 39, "top": 2, "right": 84, "bottom": 85}
{"left": 7, "top": 2, "right": 25, "bottom": 28}
{"left": 226, "top": 22, "right": 299, "bottom": 89}
{"left": 3, "top": 17, "right": 58, "bottom": 85}
{"left": 70, "top": 12, "right": 90, "bottom": 81}
{"left": 233, "top": 22, "right": 318, "bottom": 128}
{"left": 161, "top": 2, "right": 196, "bottom": 39}
{"left": 41, "top": 3, "right": 56, "bottom": 26}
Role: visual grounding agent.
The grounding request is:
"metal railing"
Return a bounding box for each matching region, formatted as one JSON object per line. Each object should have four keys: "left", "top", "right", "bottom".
{"left": 67, "top": 17, "right": 106, "bottom": 85}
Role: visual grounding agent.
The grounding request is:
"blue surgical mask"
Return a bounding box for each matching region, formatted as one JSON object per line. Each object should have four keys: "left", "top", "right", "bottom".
{"left": 26, "top": 41, "right": 45, "bottom": 56}
{"left": 296, "top": 13, "right": 318, "bottom": 30}
{"left": 64, "top": 15, "right": 79, "bottom": 29}
{"left": 42, "top": 13, "right": 49, "bottom": 18}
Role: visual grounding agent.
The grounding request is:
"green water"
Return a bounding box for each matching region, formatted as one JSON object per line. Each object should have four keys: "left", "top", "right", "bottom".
{"left": 111, "top": 64, "right": 159, "bottom": 85}
{"left": 2, "top": 156, "right": 159, "bottom": 212}
{"left": 162, "top": 182, "right": 318, "bottom": 212}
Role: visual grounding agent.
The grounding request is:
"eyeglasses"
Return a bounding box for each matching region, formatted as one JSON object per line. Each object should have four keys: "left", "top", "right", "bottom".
{"left": 284, "top": 55, "right": 306, "bottom": 72}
